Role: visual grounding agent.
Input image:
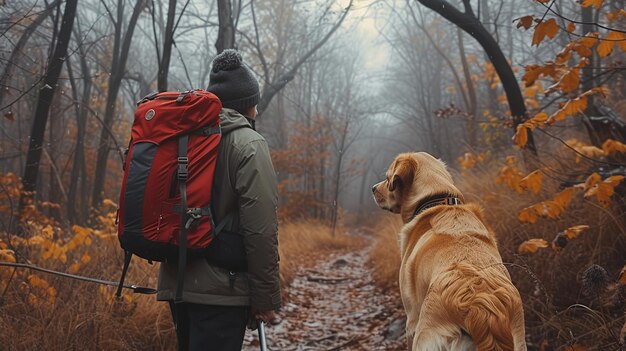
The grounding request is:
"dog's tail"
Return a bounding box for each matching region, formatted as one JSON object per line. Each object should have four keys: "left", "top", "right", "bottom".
{"left": 463, "top": 291, "right": 515, "bottom": 351}
{"left": 440, "top": 263, "right": 518, "bottom": 351}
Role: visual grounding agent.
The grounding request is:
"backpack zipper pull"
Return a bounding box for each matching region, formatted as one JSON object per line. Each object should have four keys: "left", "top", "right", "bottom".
{"left": 228, "top": 271, "right": 237, "bottom": 290}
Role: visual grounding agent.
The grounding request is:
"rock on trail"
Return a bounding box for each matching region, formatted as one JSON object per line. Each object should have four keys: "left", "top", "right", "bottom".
{"left": 243, "top": 236, "right": 406, "bottom": 350}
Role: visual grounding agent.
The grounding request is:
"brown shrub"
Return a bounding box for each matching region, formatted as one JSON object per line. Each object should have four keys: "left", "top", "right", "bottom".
{"left": 365, "top": 215, "right": 402, "bottom": 293}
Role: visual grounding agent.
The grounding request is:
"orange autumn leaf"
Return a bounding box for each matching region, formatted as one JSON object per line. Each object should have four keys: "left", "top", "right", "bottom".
{"left": 597, "top": 39, "right": 614, "bottom": 58}
{"left": 518, "top": 207, "right": 538, "bottom": 224}
{"left": 559, "top": 69, "right": 580, "bottom": 93}
{"left": 526, "top": 112, "right": 548, "bottom": 128}
{"left": 522, "top": 63, "right": 558, "bottom": 87}
{"left": 518, "top": 187, "right": 575, "bottom": 223}
{"left": 578, "top": 32, "right": 600, "bottom": 48}
{"left": 563, "top": 224, "right": 590, "bottom": 239}
{"left": 576, "top": 146, "right": 604, "bottom": 163}
{"left": 597, "top": 32, "right": 624, "bottom": 57}
{"left": 534, "top": 201, "right": 563, "bottom": 219}
{"left": 576, "top": 172, "right": 602, "bottom": 192}
{"left": 566, "top": 22, "right": 576, "bottom": 33}
{"left": 518, "top": 239, "right": 549, "bottom": 254}
{"left": 520, "top": 170, "right": 543, "bottom": 194}
{"left": 0, "top": 249, "right": 16, "bottom": 263}
{"left": 565, "top": 345, "right": 589, "bottom": 351}
{"left": 516, "top": 15, "right": 534, "bottom": 30}
{"left": 553, "top": 187, "right": 575, "bottom": 208}
{"left": 581, "top": 0, "right": 604, "bottom": 9}
{"left": 514, "top": 125, "right": 528, "bottom": 148}
{"left": 532, "top": 19, "right": 559, "bottom": 46}
{"left": 602, "top": 139, "right": 626, "bottom": 155}
{"left": 584, "top": 175, "right": 624, "bottom": 207}
{"left": 458, "top": 153, "right": 477, "bottom": 170}
{"left": 548, "top": 95, "right": 588, "bottom": 124}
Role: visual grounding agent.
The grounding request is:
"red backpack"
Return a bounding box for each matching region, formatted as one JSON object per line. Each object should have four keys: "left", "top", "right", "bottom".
{"left": 115, "top": 89, "right": 222, "bottom": 300}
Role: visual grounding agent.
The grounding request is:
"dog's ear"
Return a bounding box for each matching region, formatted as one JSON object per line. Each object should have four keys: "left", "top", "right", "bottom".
{"left": 388, "top": 157, "right": 415, "bottom": 192}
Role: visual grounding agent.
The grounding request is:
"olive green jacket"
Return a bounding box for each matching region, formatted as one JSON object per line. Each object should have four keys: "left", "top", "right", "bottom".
{"left": 157, "top": 108, "right": 281, "bottom": 311}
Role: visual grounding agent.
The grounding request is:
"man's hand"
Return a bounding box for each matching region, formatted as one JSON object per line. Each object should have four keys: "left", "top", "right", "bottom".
{"left": 255, "top": 309, "right": 277, "bottom": 324}
{"left": 248, "top": 308, "right": 279, "bottom": 329}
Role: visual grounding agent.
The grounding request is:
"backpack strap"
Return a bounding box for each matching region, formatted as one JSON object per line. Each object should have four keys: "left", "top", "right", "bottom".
{"left": 175, "top": 134, "right": 189, "bottom": 303}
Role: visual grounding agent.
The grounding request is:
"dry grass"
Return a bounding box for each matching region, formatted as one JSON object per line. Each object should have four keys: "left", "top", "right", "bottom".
{"left": 365, "top": 154, "right": 626, "bottom": 349}
{"left": 458, "top": 160, "right": 626, "bottom": 349}
{"left": 0, "top": 218, "right": 360, "bottom": 350}
{"left": 366, "top": 215, "right": 402, "bottom": 294}
{"left": 278, "top": 220, "right": 362, "bottom": 287}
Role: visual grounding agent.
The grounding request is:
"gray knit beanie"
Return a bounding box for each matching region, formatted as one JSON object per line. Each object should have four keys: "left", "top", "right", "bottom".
{"left": 207, "top": 49, "right": 260, "bottom": 112}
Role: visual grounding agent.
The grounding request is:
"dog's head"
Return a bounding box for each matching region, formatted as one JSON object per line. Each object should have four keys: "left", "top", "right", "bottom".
{"left": 372, "top": 152, "right": 463, "bottom": 221}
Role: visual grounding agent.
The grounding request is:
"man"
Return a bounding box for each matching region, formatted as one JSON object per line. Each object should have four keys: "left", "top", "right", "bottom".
{"left": 157, "top": 49, "right": 281, "bottom": 351}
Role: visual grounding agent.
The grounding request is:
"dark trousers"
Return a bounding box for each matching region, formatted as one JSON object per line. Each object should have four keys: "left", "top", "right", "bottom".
{"left": 169, "top": 302, "right": 249, "bottom": 351}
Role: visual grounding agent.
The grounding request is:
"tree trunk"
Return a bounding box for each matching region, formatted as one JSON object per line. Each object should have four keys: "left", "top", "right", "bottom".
{"left": 19, "top": 0, "right": 78, "bottom": 222}
{"left": 91, "top": 0, "right": 145, "bottom": 209}
{"left": 216, "top": 0, "right": 236, "bottom": 53}
{"left": 330, "top": 120, "right": 349, "bottom": 235}
{"left": 66, "top": 48, "right": 91, "bottom": 224}
{"left": 157, "top": 0, "right": 177, "bottom": 92}
{"left": 457, "top": 28, "right": 478, "bottom": 147}
{"left": 415, "top": 0, "right": 538, "bottom": 164}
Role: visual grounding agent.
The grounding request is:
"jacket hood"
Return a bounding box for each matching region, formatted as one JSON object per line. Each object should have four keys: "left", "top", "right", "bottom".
{"left": 219, "top": 108, "right": 254, "bottom": 133}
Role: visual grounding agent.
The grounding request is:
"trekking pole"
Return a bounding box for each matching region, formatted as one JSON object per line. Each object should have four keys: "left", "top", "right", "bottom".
{"left": 257, "top": 320, "right": 267, "bottom": 351}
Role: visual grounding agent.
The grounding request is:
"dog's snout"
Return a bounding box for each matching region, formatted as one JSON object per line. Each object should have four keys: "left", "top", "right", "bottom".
{"left": 372, "top": 184, "right": 377, "bottom": 193}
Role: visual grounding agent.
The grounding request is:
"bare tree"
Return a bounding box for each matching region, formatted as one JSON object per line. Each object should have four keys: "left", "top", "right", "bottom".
{"left": 91, "top": 0, "right": 145, "bottom": 209}
{"left": 19, "top": 0, "right": 78, "bottom": 219}
{"left": 250, "top": 0, "right": 354, "bottom": 115}
{"left": 216, "top": 0, "right": 236, "bottom": 53}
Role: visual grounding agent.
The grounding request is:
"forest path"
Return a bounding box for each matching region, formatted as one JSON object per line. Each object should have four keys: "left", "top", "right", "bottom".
{"left": 243, "top": 231, "right": 406, "bottom": 351}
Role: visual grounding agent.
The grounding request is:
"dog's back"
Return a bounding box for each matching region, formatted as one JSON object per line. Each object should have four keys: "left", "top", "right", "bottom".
{"left": 405, "top": 206, "right": 526, "bottom": 351}
{"left": 373, "top": 152, "right": 526, "bottom": 351}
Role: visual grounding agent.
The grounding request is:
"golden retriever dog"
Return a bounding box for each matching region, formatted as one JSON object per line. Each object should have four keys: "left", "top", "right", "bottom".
{"left": 372, "top": 152, "right": 526, "bottom": 351}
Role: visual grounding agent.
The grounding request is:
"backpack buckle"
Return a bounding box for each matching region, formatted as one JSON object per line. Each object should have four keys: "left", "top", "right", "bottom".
{"left": 177, "top": 157, "right": 188, "bottom": 181}
{"left": 136, "top": 91, "right": 159, "bottom": 105}
{"left": 186, "top": 208, "right": 202, "bottom": 219}
{"left": 176, "top": 90, "right": 191, "bottom": 104}
{"left": 184, "top": 208, "right": 203, "bottom": 229}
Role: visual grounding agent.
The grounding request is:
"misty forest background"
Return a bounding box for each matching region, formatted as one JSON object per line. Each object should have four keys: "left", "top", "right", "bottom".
{"left": 1, "top": 0, "right": 626, "bottom": 350}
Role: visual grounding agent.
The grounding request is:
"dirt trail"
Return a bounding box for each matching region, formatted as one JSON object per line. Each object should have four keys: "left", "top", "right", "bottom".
{"left": 243, "top": 234, "right": 406, "bottom": 350}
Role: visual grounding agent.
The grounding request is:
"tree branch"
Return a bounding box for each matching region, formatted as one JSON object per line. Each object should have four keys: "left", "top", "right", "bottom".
{"left": 258, "top": 0, "right": 353, "bottom": 114}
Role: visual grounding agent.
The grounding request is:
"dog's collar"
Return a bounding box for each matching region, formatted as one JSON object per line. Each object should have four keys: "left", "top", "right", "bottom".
{"left": 411, "top": 195, "right": 463, "bottom": 220}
